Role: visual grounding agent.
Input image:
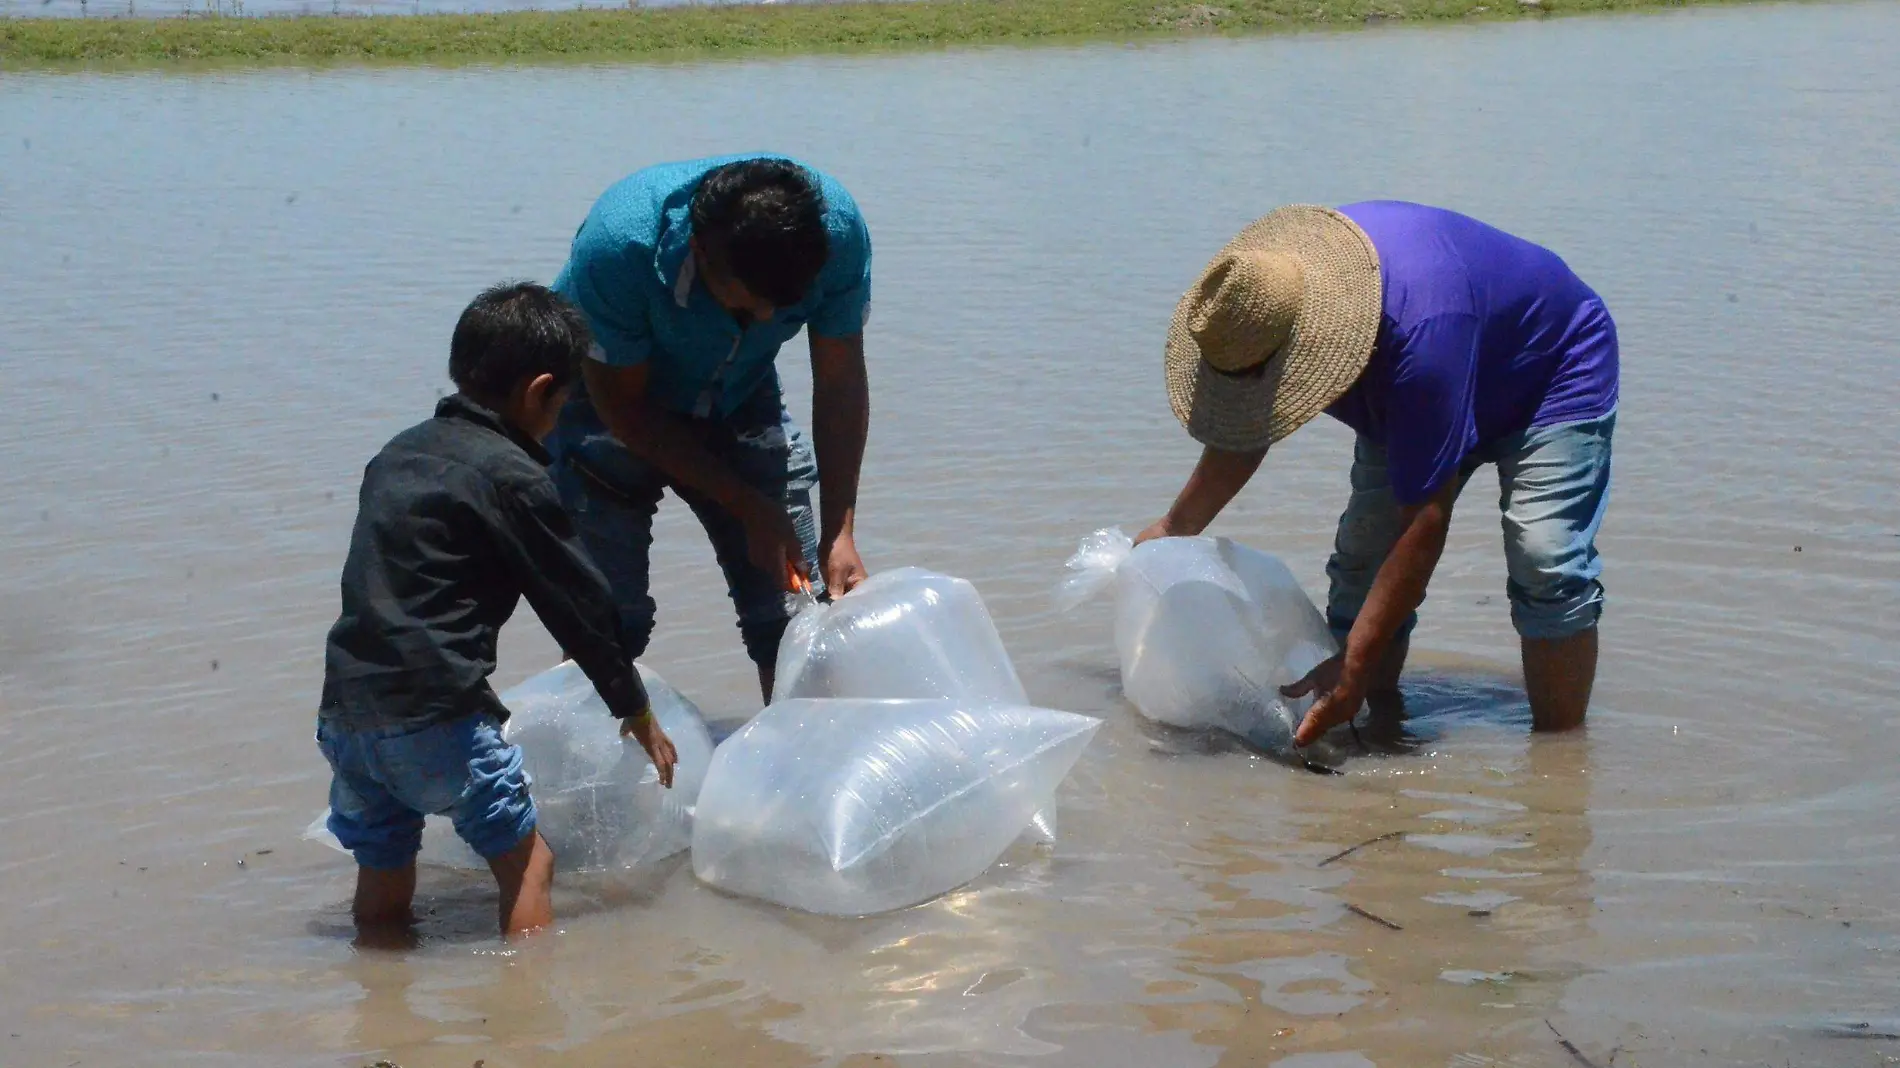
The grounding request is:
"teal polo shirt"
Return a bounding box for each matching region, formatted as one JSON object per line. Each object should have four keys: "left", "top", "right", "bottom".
{"left": 553, "top": 154, "right": 873, "bottom": 419}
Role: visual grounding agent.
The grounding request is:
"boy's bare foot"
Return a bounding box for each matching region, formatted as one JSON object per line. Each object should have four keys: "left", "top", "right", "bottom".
{"left": 352, "top": 920, "right": 421, "bottom": 952}
{"left": 351, "top": 863, "right": 420, "bottom": 951}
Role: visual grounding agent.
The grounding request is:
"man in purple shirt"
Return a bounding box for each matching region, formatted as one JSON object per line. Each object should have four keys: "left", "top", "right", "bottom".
{"left": 1138, "top": 202, "right": 1618, "bottom": 743}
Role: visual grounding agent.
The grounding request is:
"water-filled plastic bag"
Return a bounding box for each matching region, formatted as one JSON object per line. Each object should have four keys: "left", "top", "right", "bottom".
{"left": 1060, "top": 528, "right": 1343, "bottom": 763}
{"left": 304, "top": 661, "right": 714, "bottom": 872}
{"left": 774, "top": 567, "right": 1026, "bottom": 706}
{"left": 691, "top": 697, "right": 1100, "bottom": 916}
{"left": 773, "top": 567, "right": 1058, "bottom": 840}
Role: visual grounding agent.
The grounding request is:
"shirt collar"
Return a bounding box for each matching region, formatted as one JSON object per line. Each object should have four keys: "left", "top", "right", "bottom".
{"left": 673, "top": 250, "right": 697, "bottom": 309}
{"left": 655, "top": 195, "right": 696, "bottom": 307}
{"left": 435, "top": 393, "right": 552, "bottom": 466}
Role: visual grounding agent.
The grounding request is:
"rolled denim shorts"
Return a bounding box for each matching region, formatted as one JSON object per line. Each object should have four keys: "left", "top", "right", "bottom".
{"left": 316, "top": 714, "right": 537, "bottom": 871}
{"left": 1326, "top": 410, "right": 1615, "bottom": 644}
{"left": 546, "top": 382, "right": 822, "bottom": 668}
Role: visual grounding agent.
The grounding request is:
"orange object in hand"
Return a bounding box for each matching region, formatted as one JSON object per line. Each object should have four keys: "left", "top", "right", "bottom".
{"left": 785, "top": 561, "right": 812, "bottom": 596}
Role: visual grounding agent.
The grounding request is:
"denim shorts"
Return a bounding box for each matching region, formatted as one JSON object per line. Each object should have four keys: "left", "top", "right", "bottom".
{"left": 316, "top": 714, "right": 537, "bottom": 871}
{"left": 546, "top": 382, "right": 822, "bottom": 668}
{"left": 1326, "top": 410, "right": 1615, "bottom": 643}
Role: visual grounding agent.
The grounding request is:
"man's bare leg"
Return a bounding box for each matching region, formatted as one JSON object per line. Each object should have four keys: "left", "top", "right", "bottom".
{"left": 1523, "top": 628, "right": 1597, "bottom": 732}
{"left": 1365, "top": 633, "right": 1410, "bottom": 717}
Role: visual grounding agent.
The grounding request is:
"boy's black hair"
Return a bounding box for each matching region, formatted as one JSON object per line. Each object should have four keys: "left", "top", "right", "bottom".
{"left": 689, "top": 159, "right": 831, "bottom": 310}
{"left": 448, "top": 282, "right": 592, "bottom": 406}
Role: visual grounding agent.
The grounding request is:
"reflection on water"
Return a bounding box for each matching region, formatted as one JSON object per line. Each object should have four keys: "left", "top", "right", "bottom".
{"left": 238, "top": 692, "right": 1603, "bottom": 1067}
{"left": 2, "top": 3, "right": 1899, "bottom": 1067}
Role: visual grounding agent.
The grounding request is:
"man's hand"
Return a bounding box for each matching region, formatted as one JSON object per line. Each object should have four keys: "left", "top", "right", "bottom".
{"left": 1282, "top": 653, "right": 1368, "bottom": 747}
{"left": 620, "top": 712, "right": 678, "bottom": 788}
{"left": 737, "top": 495, "right": 808, "bottom": 587}
{"left": 820, "top": 531, "right": 868, "bottom": 597}
{"left": 1134, "top": 516, "right": 1176, "bottom": 546}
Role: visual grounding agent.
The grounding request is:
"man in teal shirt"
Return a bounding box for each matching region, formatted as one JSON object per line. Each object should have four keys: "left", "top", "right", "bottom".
{"left": 548, "top": 155, "right": 873, "bottom": 699}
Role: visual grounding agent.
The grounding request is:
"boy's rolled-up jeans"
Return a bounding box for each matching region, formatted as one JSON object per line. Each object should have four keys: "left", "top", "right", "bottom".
{"left": 546, "top": 383, "right": 823, "bottom": 669}
{"left": 1325, "top": 411, "right": 1615, "bottom": 648}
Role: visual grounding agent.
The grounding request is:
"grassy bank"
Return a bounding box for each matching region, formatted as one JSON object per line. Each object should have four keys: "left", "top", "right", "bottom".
{"left": 1, "top": 0, "right": 1777, "bottom": 68}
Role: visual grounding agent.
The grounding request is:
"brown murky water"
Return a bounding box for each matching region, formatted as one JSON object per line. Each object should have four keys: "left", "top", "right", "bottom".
{"left": 3, "top": 4, "right": 1899, "bottom": 1066}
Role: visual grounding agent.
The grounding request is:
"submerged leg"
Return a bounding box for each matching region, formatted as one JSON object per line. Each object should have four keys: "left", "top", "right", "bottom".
{"left": 352, "top": 863, "right": 419, "bottom": 950}
{"left": 488, "top": 831, "right": 556, "bottom": 940}
{"left": 1496, "top": 413, "right": 1614, "bottom": 731}
{"left": 1522, "top": 629, "right": 1597, "bottom": 732}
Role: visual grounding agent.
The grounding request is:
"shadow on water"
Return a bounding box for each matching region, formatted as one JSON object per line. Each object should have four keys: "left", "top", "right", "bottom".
{"left": 1355, "top": 670, "right": 1533, "bottom": 751}
{"left": 1132, "top": 668, "right": 1533, "bottom": 774}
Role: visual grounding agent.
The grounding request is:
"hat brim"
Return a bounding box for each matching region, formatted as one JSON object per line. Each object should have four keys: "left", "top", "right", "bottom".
{"left": 1165, "top": 206, "right": 1382, "bottom": 452}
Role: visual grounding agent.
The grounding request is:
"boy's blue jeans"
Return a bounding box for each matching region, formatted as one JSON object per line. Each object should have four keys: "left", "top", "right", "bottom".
{"left": 1326, "top": 411, "right": 1615, "bottom": 645}
{"left": 317, "top": 715, "right": 536, "bottom": 871}
{"left": 546, "top": 384, "right": 823, "bottom": 669}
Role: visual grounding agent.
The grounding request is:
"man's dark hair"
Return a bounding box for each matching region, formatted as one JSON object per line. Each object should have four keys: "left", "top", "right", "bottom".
{"left": 690, "top": 158, "right": 831, "bottom": 309}
{"left": 448, "top": 282, "right": 592, "bottom": 406}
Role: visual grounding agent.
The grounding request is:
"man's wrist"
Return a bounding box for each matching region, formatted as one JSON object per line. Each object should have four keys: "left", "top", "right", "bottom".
{"left": 1162, "top": 509, "right": 1200, "bottom": 539}
{"left": 1340, "top": 634, "right": 1383, "bottom": 688}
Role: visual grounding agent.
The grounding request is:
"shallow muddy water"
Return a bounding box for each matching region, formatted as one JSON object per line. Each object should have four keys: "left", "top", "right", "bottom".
{"left": 2, "top": 4, "right": 1898, "bottom": 1066}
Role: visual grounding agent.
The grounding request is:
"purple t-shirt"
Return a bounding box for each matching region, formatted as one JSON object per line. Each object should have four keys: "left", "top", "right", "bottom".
{"left": 1324, "top": 201, "right": 1619, "bottom": 505}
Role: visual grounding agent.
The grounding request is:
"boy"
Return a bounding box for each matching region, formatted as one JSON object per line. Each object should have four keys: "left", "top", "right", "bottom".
{"left": 317, "top": 282, "right": 678, "bottom": 942}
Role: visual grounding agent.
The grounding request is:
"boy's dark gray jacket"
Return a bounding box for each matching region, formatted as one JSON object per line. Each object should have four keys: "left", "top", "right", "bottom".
{"left": 319, "top": 394, "right": 650, "bottom": 730}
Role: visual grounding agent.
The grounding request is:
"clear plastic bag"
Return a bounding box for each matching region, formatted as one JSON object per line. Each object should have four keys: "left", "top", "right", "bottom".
{"left": 1061, "top": 528, "right": 1345, "bottom": 764}
{"left": 303, "top": 661, "right": 715, "bottom": 873}
{"left": 774, "top": 567, "right": 1059, "bottom": 841}
{"left": 690, "top": 697, "right": 1100, "bottom": 916}
{"left": 774, "top": 567, "right": 1026, "bottom": 706}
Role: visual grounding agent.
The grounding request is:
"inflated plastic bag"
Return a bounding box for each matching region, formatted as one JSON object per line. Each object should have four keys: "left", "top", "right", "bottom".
{"left": 304, "top": 661, "right": 715, "bottom": 873}
{"left": 774, "top": 567, "right": 1026, "bottom": 707}
{"left": 773, "top": 567, "right": 1058, "bottom": 841}
{"left": 691, "top": 698, "right": 1100, "bottom": 916}
{"left": 1060, "top": 528, "right": 1344, "bottom": 763}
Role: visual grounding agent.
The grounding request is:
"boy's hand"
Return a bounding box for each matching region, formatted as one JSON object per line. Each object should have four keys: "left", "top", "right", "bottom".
{"left": 620, "top": 712, "right": 678, "bottom": 788}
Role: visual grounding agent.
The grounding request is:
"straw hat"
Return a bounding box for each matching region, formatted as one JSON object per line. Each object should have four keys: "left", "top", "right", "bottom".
{"left": 1165, "top": 206, "right": 1383, "bottom": 452}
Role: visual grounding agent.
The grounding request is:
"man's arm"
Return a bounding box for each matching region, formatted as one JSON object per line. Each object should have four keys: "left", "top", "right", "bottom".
{"left": 809, "top": 332, "right": 870, "bottom": 594}
{"left": 585, "top": 360, "right": 804, "bottom": 580}
{"left": 1286, "top": 311, "right": 1481, "bottom": 743}
{"left": 1136, "top": 445, "right": 1267, "bottom": 544}
{"left": 562, "top": 231, "right": 805, "bottom": 584}
{"left": 1287, "top": 474, "right": 1459, "bottom": 745}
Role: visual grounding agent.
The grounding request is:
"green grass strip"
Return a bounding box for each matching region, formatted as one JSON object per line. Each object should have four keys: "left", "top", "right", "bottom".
{"left": 1, "top": 0, "right": 1787, "bottom": 70}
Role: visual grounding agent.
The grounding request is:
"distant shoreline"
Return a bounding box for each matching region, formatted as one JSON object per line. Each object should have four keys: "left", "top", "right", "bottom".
{"left": 1, "top": 0, "right": 1794, "bottom": 70}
